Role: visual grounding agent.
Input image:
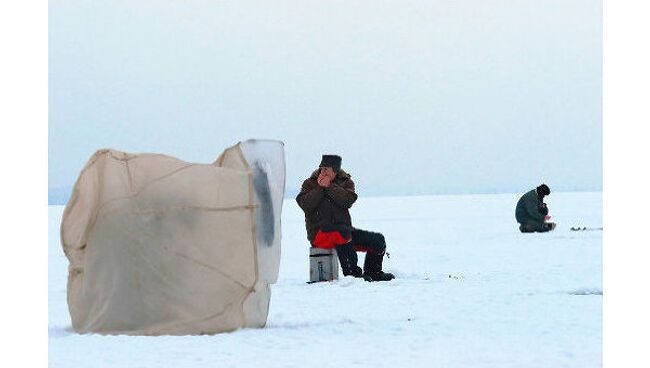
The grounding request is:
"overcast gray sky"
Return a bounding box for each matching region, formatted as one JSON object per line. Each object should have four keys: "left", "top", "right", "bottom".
{"left": 49, "top": 0, "right": 601, "bottom": 201}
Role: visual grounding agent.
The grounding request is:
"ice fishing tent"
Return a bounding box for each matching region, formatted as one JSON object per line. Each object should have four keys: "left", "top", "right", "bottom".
{"left": 60, "top": 140, "right": 285, "bottom": 335}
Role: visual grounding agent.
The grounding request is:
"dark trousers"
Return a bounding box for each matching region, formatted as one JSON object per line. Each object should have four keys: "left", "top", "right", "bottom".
{"left": 519, "top": 221, "right": 554, "bottom": 233}
{"left": 350, "top": 228, "right": 386, "bottom": 255}
{"left": 317, "top": 225, "right": 388, "bottom": 274}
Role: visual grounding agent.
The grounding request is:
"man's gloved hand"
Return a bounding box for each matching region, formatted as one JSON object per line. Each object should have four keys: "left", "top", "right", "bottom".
{"left": 544, "top": 215, "right": 552, "bottom": 221}
{"left": 539, "top": 203, "right": 549, "bottom": 216}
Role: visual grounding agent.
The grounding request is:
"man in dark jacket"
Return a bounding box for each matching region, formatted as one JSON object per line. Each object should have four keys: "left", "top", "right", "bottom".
{"left": 296, "top": 155, "right": 395, "bottom": 282}
{"left": 515, "top": 184, "right": 556, "bottom": 233}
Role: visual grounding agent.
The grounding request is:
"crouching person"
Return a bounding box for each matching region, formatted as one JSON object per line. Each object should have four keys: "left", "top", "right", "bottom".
{"left": 515, "top": 184, "right": 556, "bottom": 233}
{"left": 296, "top": 155, "right": 395, "bottom": 282}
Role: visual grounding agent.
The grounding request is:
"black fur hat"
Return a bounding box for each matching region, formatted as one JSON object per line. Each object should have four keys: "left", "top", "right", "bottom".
{"left": 537, "top": 184, "right": 551, "bottom": 197}
{"left": 319, "top": 155, "right": 342, "bottom": 172}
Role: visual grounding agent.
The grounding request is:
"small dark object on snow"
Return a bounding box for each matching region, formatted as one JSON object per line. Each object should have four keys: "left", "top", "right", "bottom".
{"left": 570, "top": 226, "right": 603, "bottom": 231}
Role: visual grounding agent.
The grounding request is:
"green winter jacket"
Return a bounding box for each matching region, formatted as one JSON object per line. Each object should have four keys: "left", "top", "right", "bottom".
{"left": 515, "top": 189, "right": 546, "bottom": 224}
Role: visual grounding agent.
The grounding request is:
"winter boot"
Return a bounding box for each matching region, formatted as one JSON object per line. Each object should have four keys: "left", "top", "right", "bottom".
{"left": 336, "top": 242, "right": 363, "bottom": 278}
{"left": 363, "top": 252, "right": 395, "bottom": 282}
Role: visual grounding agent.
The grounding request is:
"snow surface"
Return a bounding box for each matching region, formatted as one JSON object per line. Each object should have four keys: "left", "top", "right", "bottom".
{"left": 49, "top": 192, "right": 602, "bottom": 367}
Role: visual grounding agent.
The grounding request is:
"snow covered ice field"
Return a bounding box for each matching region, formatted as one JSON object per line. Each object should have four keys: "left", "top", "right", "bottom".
{"left": 49, "top": 192, "right": 602, "bottom": 367}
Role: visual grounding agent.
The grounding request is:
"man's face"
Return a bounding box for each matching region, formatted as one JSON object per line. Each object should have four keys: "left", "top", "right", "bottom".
{"left": 319, "top": 167, "right": 335, "bottom": 178}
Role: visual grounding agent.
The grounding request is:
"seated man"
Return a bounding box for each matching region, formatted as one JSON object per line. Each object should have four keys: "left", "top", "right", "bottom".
{"left": 515, "top": 184, "right": 557, "bottom": 233}
{"left": 296, "top": 155, "right": 395, "bottom": 282}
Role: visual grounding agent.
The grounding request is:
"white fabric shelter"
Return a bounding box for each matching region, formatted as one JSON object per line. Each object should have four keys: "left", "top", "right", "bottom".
{"left": 61, "top": 140, "right": 285, "bottom": 335}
